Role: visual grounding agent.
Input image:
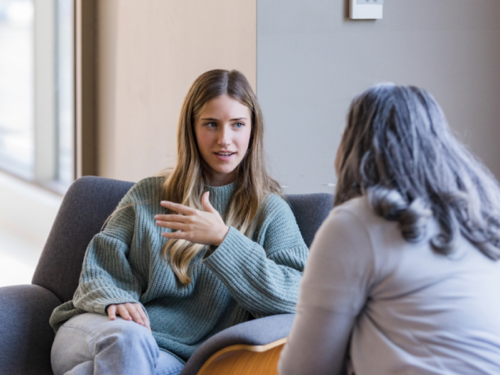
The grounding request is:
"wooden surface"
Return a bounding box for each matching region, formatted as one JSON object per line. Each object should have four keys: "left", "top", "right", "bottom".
{"left": 197, "top": 338, "right": 287, "bottom": 375}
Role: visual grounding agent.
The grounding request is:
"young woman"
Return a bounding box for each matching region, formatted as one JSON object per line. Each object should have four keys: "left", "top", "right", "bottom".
{"left": 279, "top": 84, "right": 500, "bottom": 375}
{"left": 50, "top": 69, "right": 308, "bottom": 375}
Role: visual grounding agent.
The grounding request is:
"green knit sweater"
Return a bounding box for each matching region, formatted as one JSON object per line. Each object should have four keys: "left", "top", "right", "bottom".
{"left": 49, "top": 176, "right": 309, "bottom": 362}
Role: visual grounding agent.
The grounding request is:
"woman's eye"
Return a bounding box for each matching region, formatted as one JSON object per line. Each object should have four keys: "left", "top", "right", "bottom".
{"left": 234, "top": 122, "right": 244, "bottom": 128}
{"left": 205, "top": 122, "right": 217, "bottom": 128}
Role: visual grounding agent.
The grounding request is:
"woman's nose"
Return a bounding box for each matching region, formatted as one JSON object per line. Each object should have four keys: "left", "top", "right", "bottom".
{"left": 217, "top": 127, "right": 231, "bottom": 146}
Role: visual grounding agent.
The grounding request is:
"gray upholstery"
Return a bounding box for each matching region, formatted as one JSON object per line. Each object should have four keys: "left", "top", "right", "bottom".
{"left": 0, "top": 285, "right": 62, "bottom": 375}
{"left": 32, "top": 177, "right": 134, "bottom": 303}
{"left": 0, "top": 176, "right": 333, "bottom": 374}
{"left": 286, "top": 193, "right": 334, "bottom": 248}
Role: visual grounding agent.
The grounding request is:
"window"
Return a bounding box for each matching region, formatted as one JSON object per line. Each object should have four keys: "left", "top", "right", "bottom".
{"left": 0, "top": 0, "right": 73, "bottom": 192}
{"left": 56, "top": 0, "right": 73, "bottom": 186}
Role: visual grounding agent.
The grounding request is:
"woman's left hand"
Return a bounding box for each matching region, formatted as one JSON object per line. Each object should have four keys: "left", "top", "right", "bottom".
{"left": 155, "top": 192, "right": 229, "bottom": 246}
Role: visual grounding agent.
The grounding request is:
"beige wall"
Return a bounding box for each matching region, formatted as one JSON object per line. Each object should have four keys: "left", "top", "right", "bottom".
{"left": 97, "top": 0, "right": 256, "bottom": 182}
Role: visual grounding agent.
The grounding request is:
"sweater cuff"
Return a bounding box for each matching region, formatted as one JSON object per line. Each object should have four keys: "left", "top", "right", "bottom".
{"left": 203, "top": 226, "right": 258, "bottom": 276}
{"left": 76, "top": 290, "right": 142, "bottom": 315}
{"left": 92, "top": 297, "right": 140, "bottom": 315}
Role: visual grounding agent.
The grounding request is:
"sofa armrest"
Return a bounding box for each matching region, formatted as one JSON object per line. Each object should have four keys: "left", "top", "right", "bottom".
{"left": 181, "top": 314, "right": 295, "bottom": 375}
{"left": 0, "top": 284, "right": 61, "bottom": 375}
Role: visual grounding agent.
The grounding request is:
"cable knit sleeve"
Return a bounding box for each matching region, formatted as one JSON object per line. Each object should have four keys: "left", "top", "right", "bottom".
{"left": 71, "top": 187, "right": 145, "bottom": 315}
{"left": 203, "top": 195, "right": 309, "bottom": 317}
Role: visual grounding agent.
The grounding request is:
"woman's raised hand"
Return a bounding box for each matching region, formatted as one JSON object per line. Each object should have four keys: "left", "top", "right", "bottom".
{"left": 106, "top": 303, "right": 151, "bottom": 332}
{"left": 156, "top": 191, "right": 230, "bottom": 246}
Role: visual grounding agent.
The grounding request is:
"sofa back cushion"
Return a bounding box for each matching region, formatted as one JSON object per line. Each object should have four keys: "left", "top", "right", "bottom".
{"left": 286, "top": 193, "right": 334, "bottom": 247}
{"left": 32, "top": 177, "right": 134, "bottom": 302}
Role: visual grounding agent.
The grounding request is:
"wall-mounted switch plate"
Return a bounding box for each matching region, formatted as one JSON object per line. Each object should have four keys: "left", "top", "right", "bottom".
{"left": 350, "top": 0, "right": 384, "bottom": 20}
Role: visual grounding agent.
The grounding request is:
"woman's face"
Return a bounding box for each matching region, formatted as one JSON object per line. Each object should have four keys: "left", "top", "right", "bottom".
{"left": 194, "top": 94, "right": 252, "bottom": 186}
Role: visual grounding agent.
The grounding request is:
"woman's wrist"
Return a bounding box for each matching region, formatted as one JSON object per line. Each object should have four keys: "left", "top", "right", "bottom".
{"left": 214, "top": 225, "right": 230, "bottom": 247}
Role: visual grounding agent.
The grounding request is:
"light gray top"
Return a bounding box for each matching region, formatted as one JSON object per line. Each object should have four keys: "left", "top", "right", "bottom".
{"left": 279, "top": 196, "right": 500, "bottom": 375}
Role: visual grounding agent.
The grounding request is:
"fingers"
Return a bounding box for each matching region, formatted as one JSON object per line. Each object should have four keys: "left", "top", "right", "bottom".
{"left": 124, "top": 304, "right": 151, "bottom": 332}
{"left": 201, "top": 192, "right": 216, "bottom": 213}
{"left": 127, "top": 305, "right": 145, "bottom": 326}
{"left": 156, "top": 220, "right": 187, "bottom": 231}
{"left": 161, "top": 230, "right": 192, "bottom": 241}
{"left": 139, "top": 310, "right": 152, "bottom": 332}
{"left": 158, "top": 195, "right": 224, "bottom": 246}
{"left": 107, "top": 303, "right": 151, "bottom": 332}
{"left": 160, "top": 201, "right": 195, "bottom": 215}
{"left": 107, "top": 304, "right": 117, "bottom": 320}
{"left": 154, "top": 214, "right": 188, "bottom": 223}
{"left": 116, "top": 304, "right": 132, "bottom": 321}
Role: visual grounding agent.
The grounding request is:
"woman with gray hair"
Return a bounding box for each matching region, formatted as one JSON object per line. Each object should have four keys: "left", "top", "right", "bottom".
{"left": 278, "top": 84, "right": 500, "bottom": 374}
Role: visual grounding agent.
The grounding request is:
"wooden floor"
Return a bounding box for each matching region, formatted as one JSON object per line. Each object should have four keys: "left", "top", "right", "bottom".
{"left": 197, "top": 338, "right": 287, "bottom": 375}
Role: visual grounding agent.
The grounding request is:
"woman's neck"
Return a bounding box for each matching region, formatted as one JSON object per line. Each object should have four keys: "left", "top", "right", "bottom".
{"left": 205, "top": 170, "right": 237, "bottom": 187}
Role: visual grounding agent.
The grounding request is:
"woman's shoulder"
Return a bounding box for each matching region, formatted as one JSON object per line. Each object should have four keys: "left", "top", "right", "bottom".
{"left": 256, "top": 194, "right": 300, "bottom": 231}
{"left": 262, "top": 193, "right": 292, "bottom": 215}
{"left": 329, "top": 196, "right": 403, "bottom": 248}
{"left": 313, "top": 197, "right": 379, "bottom": 262}
{"left": 125, "top": 175, "right": 166, "bottom": 201}
{"left": 333, "top": 195, "right": 383, "bottom": 224}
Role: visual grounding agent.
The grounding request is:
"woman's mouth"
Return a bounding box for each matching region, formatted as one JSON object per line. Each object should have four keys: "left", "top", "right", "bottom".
{"left": 214, "top": 152, "right": 236, "bottom": 161}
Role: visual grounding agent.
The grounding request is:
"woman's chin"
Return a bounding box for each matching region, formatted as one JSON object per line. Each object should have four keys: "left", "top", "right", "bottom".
{"left": 215, "top": 168, "right": 237, "bottom": 177}
{"left": 205, "top": 165, "right": 238, "bottom": 183}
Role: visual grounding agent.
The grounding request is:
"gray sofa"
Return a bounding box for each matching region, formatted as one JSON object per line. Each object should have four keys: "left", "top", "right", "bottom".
{"left": 0, "top": 176, "right": 333, "bottom": 375}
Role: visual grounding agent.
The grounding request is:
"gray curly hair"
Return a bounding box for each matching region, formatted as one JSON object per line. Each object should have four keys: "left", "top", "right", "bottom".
{"left": 335, "top": 83, "right": 500, "bottom": 259}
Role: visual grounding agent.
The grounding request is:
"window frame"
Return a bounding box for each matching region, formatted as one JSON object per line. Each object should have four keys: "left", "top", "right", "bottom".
{"left": 0, "top": 0, "right": 96, "bottom": 195}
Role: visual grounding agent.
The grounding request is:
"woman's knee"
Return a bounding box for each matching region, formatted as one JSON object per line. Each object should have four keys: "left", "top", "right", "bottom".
{"left": 52, "top": 313, "right": 160, "bottom": 374}
{"left": 54, "top": 313, "right": 158, "bottom": 359}
{"left": 60, "top": 313, "right": 154, "bottom": 343}
{"left": 98, "top": 317, "right": 155, "bottom": 344}
{"left": 95, "top": 317, "right": 158, "bottom": 357}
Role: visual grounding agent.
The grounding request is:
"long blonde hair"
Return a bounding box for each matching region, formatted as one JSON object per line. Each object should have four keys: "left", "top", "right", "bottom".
{"left": 163, "top": 69, "right": 281, "bottom": 285}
